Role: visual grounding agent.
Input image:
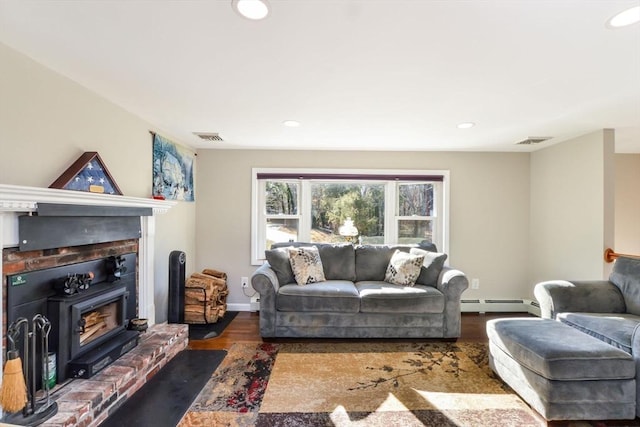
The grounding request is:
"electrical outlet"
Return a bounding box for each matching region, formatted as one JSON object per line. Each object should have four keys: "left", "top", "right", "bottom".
{"left": 471, "top": 278, "right": 480, "bottom": 290}
{"left": 241, "top": 276, "right": 249, "bottom": 289}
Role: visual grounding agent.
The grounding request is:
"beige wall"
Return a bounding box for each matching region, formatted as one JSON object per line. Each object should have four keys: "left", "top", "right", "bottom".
{"left": 529, "top": 130, "right": 615, "bottom": 287}
{"left": 195, "top": 149, "right": 531, "bottom": 305}
{"left": 0, "top": 42, "right": 196, "bottom": 323}
{"left": 615, "top": 154, "right": 640, "bottom": 255}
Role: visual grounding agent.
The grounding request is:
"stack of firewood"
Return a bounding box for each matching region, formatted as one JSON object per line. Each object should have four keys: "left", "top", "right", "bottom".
{"left": 79, "top": 311, "right": 108, "bottom": 344}
{"left": 184, "top": 268, "right": 229, "bottom": 324}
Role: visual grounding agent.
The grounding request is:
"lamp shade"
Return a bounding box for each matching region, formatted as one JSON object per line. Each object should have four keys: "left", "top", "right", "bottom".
{"left": 339, "top": 217, "right": 358, "bottom": 237}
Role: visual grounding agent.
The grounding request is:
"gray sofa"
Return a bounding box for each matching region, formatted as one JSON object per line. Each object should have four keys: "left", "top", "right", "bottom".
{"left": 534, "top": 256, "right": 640, "bottom": 418}
{"left": 251, "top": 242, "right": 469, "bottom": 338}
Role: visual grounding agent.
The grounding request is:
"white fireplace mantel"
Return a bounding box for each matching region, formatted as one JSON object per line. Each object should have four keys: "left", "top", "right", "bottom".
{"left": 0, "top": 183, "right": 176, "bottom": 341}
{"left": 0, "top": 183, "right": 174, "bottom": 214}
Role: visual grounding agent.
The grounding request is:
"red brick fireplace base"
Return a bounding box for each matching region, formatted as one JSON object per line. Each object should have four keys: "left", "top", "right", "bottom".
{"left": 40, "top": 323, "right": 188, "bottom": 427}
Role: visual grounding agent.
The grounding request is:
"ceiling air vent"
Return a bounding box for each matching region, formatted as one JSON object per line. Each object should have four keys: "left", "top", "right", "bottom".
{"left": 515, "top": 136, "right": 552, "bottom": 145}
{"left": 194, "top": 132, "right": 224, "bottom": 142}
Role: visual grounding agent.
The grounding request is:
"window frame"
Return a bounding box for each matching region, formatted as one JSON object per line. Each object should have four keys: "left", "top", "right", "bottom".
{"left": 394, "top": 182, "right": 443, "bottom": 247}
{"left": 261, "top": 179, "right": 302, "bottom": 250}
{"left": 251, "top": 168, "right": 450, "bottom": 265}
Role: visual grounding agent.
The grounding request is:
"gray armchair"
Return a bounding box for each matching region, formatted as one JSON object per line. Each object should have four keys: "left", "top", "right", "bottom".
{"left": 534, "top": 256, "right": 640, "bottom": 417}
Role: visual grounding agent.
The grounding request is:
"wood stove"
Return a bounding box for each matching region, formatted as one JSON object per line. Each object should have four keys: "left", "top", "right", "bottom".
{"left": 48, "top": 281, "right": 138, "bottom": 380}
{"left": 6, "top": 253, "right": 139, "bottom": 383}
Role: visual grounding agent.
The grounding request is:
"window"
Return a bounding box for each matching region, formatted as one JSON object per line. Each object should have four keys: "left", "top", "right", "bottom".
{"left": 310, "top": 182, "right": 385, "bottom": 244}
{"left": 397, "top": 183, "right": 438, "bottom": 245}
{"left": 252, "top": 169, "right": 449, "bottom": 264}
{"left": 264, "top": 181, "right": 299, "bottom": 247}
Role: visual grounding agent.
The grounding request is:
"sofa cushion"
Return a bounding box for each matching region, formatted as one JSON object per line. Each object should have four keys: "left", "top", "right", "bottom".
{"left": 384, "top": 250, "right": 424, "bottom": 286}
{"left": 355, "top": 243, "right": 439, "bottom": 282}
{"left": 316, "top": 243, "right": 356, "bottom": 281}
{"left": 410, "top": 247, "right": 448, "bottom": 286}
{"left": 277, "top": 280, "right": 360, "bottom": 313}
{"left": 419, "top": 241, "right": 438, "bottom": 252}
{"left": 610, "top": 256, "right": 640, "bottom": 316}
{"left": 355, "top": 245, "right": 408, "bottom": 282}
{"left": 487, "top": 318, "right": 635, "bottom": 381}
{"left": 557, "top": 312, "right": 640, "bottom": 354}
{"left": 288, "top": 246, "right": 326, "bottom": 285}
{"left": 356, "top": 281, "right": 445, "bottom": 313}
{"left": 272, "top": 242, "right": 356, "bottom": 281}
{"left": 265, "top": 246, "right": 296, "bottom": 285}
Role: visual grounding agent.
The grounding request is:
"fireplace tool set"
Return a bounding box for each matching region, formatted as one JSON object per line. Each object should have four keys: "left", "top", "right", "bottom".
{"left": 0, "top": 315, "right": 58, "bottom": 425}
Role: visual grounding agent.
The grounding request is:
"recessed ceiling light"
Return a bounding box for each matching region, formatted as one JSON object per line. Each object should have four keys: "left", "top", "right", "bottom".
{"left": 607, "top": 5, "right": 640, "bottom": 28}
{"left": 231, "top": 0, "right": 270, "bottom": 21}
{"left": 282, "top": 120, "right": 300, "bottom": 127}
{"left": 457, "top": 122, "right": 475, "bottom": 129}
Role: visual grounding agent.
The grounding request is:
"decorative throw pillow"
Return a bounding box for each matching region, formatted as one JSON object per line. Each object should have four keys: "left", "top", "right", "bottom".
{"left": 410, "top": 247, "right": 448, "bottom": 286}
{"left": 288, "top": 246, "right": 326, "bottom": 285}
{"left": 384, "top": 250, "right": 425, "bottom": 286}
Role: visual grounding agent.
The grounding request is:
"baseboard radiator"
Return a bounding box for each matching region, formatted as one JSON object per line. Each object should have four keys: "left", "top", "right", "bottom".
{"left": 234, "top": 296, "right": 541, "bottom": 316}
{"left": 461, "top": 299, "right": 540, "bottom": 316}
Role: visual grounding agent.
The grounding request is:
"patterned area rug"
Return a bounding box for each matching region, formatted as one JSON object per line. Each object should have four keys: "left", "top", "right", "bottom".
{"left": 179, "top": 341, "right": 549, "bottom": 427}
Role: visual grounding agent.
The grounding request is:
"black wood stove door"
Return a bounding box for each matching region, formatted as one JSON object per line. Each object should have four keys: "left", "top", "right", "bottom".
{"left": 48, "top": 283, "right": 128, "bottom": 381}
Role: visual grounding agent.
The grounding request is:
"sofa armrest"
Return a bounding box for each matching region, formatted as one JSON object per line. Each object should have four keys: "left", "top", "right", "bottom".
{"left": 251, "top": 263, "right": 279, "bottom": 337}
{"left": 251, "top": 263, "right": 279, "bottom": 293}
{"left": 437, "top": 266, "right": 469, "bottom": 297}
{"left": 437, "top": 266, "right": 469, "bottom": 338}
{"left": 534, "top": 280, "right": 626, "bottom": 319}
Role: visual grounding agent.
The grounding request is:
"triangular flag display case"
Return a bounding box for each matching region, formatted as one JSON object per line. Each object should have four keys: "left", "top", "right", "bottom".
{"left": 49, "top": 152, "right": 123, "bottom": 195}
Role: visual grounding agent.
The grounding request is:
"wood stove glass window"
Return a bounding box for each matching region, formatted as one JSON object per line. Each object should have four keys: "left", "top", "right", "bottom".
{"left": 79, "top": 300, "right": 120, "bottom": 347}
{"left": 70, "top": 286, "right": 127, "bottom": 359}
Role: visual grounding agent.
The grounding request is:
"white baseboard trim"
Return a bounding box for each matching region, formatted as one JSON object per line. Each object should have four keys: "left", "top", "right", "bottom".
{"left": 231, "top": 297, "right": 541, "bottom": 316}
{"left": 228, "top": 302, "right": 252, "bottom": 312}
{"left": 461, "top": 299, "right": 540, "bottom": 316}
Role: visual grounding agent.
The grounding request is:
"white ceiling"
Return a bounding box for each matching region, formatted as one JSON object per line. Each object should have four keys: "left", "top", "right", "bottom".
{"left": 1, "top": 0, "right": 639, "bottom": 152}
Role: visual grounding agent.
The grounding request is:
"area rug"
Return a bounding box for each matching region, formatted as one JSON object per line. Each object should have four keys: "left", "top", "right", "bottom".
{"left": 178, "top": 341, "right": 551, "bottom": 427}
{"left": 188, "top": 311, "right": 239, "bottom": 340}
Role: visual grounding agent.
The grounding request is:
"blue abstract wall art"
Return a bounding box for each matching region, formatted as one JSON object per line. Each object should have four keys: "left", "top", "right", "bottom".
{"left": 152, "top": 133, "right": 195, "bottom": 202}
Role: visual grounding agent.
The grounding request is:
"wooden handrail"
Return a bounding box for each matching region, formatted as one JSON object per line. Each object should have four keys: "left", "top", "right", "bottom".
{"left": 604, "top": 248, "right": 640, "bottom": 263}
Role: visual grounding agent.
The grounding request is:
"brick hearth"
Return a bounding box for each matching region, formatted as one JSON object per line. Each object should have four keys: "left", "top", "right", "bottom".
{"left": 41, "top": 323, "right": 188, "bottom": 427}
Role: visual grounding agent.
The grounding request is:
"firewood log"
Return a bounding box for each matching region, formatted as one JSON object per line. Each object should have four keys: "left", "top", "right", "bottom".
{"left": 83, "top": 311, "right": 110, "bottom": 329}
{"left": 185, "top": 287, "right": 219, "bottom": 303}
{"left": 185, "top": 275, "right": 226, "bottom": 293}
{"left": 184, "top": 304, "right": 223, "bottom": 324}
{"left": 79, "top": 321, "right": 106, "bottom": 344}
{"left": 201, "top": 269, "right": 227, "bottom": 280}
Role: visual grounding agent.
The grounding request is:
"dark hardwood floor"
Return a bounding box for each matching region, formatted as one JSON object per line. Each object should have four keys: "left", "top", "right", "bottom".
{"left": 187, "top": 311, "right": 529, "bottom": 350}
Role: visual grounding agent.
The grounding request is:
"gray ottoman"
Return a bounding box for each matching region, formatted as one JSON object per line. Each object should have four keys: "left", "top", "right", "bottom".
{"left": 487, "top": 318, "right": 636, "bottom": 421}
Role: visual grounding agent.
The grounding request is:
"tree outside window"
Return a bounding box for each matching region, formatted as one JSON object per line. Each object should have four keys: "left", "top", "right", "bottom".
{"left": 311, "top": 183, "right": 385, "bottom": 244}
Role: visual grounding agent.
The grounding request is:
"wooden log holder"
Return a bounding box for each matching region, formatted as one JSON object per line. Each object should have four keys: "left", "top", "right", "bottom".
{"left": 184, "top": 269, "right": 229, "bottom": 324}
